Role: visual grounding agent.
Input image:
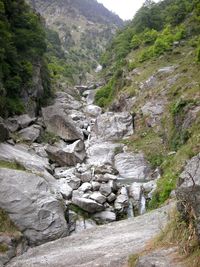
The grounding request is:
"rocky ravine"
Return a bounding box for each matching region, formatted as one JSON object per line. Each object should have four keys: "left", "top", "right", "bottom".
{"left": 0, "top": 83, "right": 169, "bottom": 266}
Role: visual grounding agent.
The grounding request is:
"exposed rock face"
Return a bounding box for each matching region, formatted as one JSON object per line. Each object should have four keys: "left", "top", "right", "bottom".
{"left": 0, "top": 168, "right": 68, "bottom": 246}
{"left": 91, "top": 112, "right": 133, "bottom": 141}
{"left": 46, "top": 140, "right": 86, "bottom": 167}
{"left": 114, "top": 152, "right": 151, "bottom": 180}
{"left": 176, "top": 153, "right": 200, "bottom": 241}
{"left": 6, "top": 204, "right": 173, "bottom": 267}
{"left": 42, "top": 105, "right": 83, "bottom": 141}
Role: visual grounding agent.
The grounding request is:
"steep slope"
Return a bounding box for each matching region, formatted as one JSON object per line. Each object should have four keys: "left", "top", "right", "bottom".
{"left": 28, "top": 0, "right": 123, "bottom": 85}
{"left": 0, "top": 0, "right": 51, "bottom": 118}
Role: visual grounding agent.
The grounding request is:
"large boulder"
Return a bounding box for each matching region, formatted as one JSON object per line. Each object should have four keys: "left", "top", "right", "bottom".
{"left": 0, "top": 169, "right": 68, "bottom": 246}
{"left": 0, "top": 143, "right": 52, "bottom": 177}
{"left": 91, "top": 112, "right": 133, "bottom": 141}
{"left": 42, "top": 105, "right": 83, "bottom": 141}
{"left": 46, "top": 140, "right": 86, "bottom": 167}
{"left": 176, "top": 154, "right": 200, "bottom": 240}
{"left": 18, "top": 125, "right": 41, "bottom": 142}
{"left": 85, "top": 105, "right": 102, "bottom": 117}
{"left": 114, "top": 152, "right": 151, "bottom": 180}
{"left": 72, "top": 197, "right": 104, "bottom": 213}
{"left": 87, "top": 142, "right": 123, "bottom": 166}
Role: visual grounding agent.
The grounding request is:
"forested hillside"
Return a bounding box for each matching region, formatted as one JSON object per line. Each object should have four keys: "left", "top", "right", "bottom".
{"left": 0, "top": 0, "right": 51, "bottom": 117}
{"left": 28, "top": 0, "right": 123, "bottom": 86}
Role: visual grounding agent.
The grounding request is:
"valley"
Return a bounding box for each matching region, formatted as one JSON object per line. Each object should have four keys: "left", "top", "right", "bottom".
{"left": 0, "top": 0, "right": 200, "bottom": 267}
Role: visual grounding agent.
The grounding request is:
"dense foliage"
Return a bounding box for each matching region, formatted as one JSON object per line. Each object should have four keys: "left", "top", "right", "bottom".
{"left": 0, "top": 0, "right": 51, "bottom": 117}
{"left": 101, "top": 0, "right": 200, "bottom": 68}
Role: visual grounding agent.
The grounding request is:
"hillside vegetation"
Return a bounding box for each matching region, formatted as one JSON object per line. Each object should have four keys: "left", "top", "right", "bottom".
{"left": 96, "top": 0, "right": 200, "bottom": 208}
{"left": 29, "top": 0, "right": 123, "bottom": 86}
{"left": 0, "top": 0, "right": 51, "bottom": 117}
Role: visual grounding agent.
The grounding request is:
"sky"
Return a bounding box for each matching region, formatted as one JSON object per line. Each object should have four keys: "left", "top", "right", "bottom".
{"left": 97, "top": 0, "right": 158, "bottom": 20}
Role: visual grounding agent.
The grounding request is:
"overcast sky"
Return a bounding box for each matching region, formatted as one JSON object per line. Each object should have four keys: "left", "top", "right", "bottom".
{"left": 97, "top": 0, "right": 159, "bottom": 20}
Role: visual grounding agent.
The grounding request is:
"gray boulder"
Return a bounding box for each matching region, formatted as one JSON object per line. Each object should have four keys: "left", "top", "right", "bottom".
{"left": 46, "top": 140, "right": 86, "bottom": 167}
{"left": 72, "top": 197, "right": 104, "bottom": 213}
{"left": 0, "top": 143, "right": 53, "bottom": 181}
{"left": 99, "top": 183, "right": 112, "bottom": 197}
{"left": 15, "top": 114, "right": 36, "bottom": 129}
{"left": 90, "top": 192, "right": 106, "bottom": 204}
{"left": 114, "top": 152, "right": 151, "bottom": 180}
{"left": 18, "top": 125, "right": 41, "bottom": 142}
{"left": 87, "top": 142, "right": 123, "bottom": 166}
{"left": 91, "top": 112, "right": 133, "bottom": 141}
{"left": 0, "top": 168, "right": 68, "bottom": 246}
{"left": 85, "top": 105, "right": 102, "bottom": 117}
{"left": 79, "top": 182, "right": 92, "bottom": 193}
{"left": 56, "top": 179, "right": 73, "bottom": 200}
{"left": 42, "top": 105, "right": 83, "bottom": 141}
{"left": 93, "top": 211, "right": 116, "bottom": 224}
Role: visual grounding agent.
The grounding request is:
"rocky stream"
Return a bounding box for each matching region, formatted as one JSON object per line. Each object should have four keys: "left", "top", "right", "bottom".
{"left": 0, "top": 83, "right": 184, "bottom": 266}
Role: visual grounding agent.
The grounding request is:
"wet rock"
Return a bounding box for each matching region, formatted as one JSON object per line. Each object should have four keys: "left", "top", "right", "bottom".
{"left": 90, "top": 192, "right": 106, "bottom": 204}
{"left": 114, "top": 187, "right": 129, "bottom": 213}
{"left": 114, "top": 152, "right": 151, "bottom": 180}
{"left": 0, "top": 169, "right": 68, "bottom": 246}
{"left": 42, "top": 105, "right": 83, "bottom": 141}
{"left": 46, "top": 140, "right": 86, "bottom": 167}
{"left": 93, "top": 211, "right": 116, "bottom": 224}
{"left": 74, "top": 218, "right": 97, "bottom": 233}
{"left": 72, "top": 197, "right": 104, "bottom": 213}
{"left": 18, "top": 125, "right": 41, "bottom": 142}
{"left": 91, "top": 112, "right": 133, "bottom": 141}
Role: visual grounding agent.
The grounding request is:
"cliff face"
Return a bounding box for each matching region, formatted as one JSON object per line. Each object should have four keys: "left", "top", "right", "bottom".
{"left": 28, "top": 0, "right": 124, "bottom": 85}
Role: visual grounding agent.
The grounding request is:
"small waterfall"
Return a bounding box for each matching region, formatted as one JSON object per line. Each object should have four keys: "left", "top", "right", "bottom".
{"left": 127, "top": 200, "right": 134, "bottom": 218}
{"left": 139, "top": 194, "right": 146, "bottom": 215}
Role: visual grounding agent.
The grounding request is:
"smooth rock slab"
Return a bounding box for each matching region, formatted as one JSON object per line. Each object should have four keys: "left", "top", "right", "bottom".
{"left": 0, "top": 169, "right": 68, "bottom": 246}
{"left": 114, "top": 152, "right": 151, "bottom": 180}
{"left": 91, "top": 112, "right": 133, "bottom": 141}
{"left": 87, "top": 141, "right": 123, "bottom": 166}
{"left": 6, "top": 204, "right": 173, "bottom": 267}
